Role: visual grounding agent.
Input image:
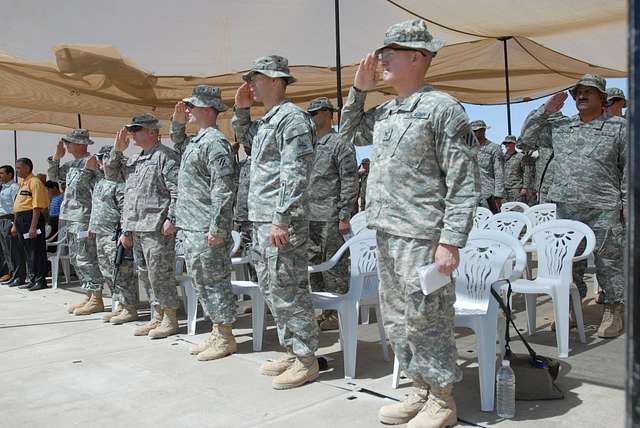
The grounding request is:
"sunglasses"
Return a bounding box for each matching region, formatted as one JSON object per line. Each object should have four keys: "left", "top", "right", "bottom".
{"left": 378, "top": 47, "right": 427, "bottom": 61}
{"left": 127, "top": 125, "right": 143, "bottom": 133}
{"left": 309, "top": 108, "right": 332, "bottom": 117}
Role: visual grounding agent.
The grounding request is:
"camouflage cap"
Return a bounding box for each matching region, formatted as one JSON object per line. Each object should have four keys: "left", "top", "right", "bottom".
{"left": 62, "top": 128, "right": 94, "bottom": 145}
{"left": 307, "top": 97, "right": 338, "bottom": 113}
{"left": 375, "top": 20, "right": 445, "bottom": 56}
{"left": 470, "top": 120, "right": 490, "bottom": 131}
{"left": 97, "top": 145, "right": 112, "bottom": 155}
{"left": 242, "top": 55, "right": 296, "bottom": 85}
{"left": 125, "top": 113, "right": 162, "bottom": 130}
{"left": 606, "top": 87, "right": 626, "bottom": 107}
{"left": 182, "top": 85, "right": 228, "bottom": 112}
{"left": 569, "top": 74, "right": 606, "bottom": 99}
{"left": 501, "top": 135, "right": 517, "bottom": 144}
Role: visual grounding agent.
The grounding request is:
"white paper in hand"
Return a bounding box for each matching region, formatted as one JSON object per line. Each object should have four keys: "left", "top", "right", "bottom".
{"left": 77, "top": 230, "right": 90, "bottom": 239}
{"left": 417, "top": 263, "right": 451, "bottom": 296}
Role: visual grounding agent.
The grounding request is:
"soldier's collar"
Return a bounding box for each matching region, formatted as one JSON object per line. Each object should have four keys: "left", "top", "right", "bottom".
{"left": 262, "top": 99, "right": 290, "bottom": 122}
{"left": 391, "top": 85, "right": 432, "bottom": 113}
{"left": 571, "top": 112, "right": 609, "bottom": 130}
{"left": 317, "top": 130, "right": 336, "bottom": 145}
{"left": 140, "top": 141, "right": 161, "bottom": 157}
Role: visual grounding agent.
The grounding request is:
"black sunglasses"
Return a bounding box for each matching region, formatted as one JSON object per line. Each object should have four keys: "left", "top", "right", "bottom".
{"left": 184, "top": 102, "right": 195, "bottom": 109}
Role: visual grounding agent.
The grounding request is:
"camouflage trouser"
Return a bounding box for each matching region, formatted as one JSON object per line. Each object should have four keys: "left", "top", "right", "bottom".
{"left": 556, "top": 203, "right": 625, "bottom": 304}
{"left": 182, "top": 230, "right": 237, "bottom": 324}
{"left": 377, "top": 231, "right": 461, "bottom": 389}
{"left": 252, "top": 221, "right": 319, "bottom": 357}
{"left": 308, "top": 221, "right": 350, "bottom": 294}
{"left": 504, "top": 188, "right": 526, "bottom": 203}
{"left": 132, "top": 231, "right": 179, "bottom": 309}
{"left": 65, "top": 222, "right": 103, "bottom": 293}
{"left": 95, "top": 232, "right": 137, "bottom": 305}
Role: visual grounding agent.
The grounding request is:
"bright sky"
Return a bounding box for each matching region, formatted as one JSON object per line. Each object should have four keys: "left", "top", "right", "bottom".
{"left": 0, "top": 78, "right": 628, "bottom": 173}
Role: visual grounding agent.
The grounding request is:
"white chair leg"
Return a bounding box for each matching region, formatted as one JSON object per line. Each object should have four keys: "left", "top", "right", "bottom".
{"left": 571, "top": 288, "right": 587, "bottom": 343}
{"left": 337, "top": 306, "right": 359, "bottom": 379}
{"left": 475, "top": 321, "right": 497, "bottom": 412}
{"left": 62, "top": 259, "right": 71, "bottom": 284}
{"left": 51, "top": 258, "right": 59, "bottom": 289}
{"left": 251, "top": 290, "right": 266, "bottom": 352}
{"left": 183, "top": 279, "right": 198, "bottom": 336}
{"left": 374, "top": 304, "right": 389, "bottom": 361}
{"left": 392, "top": 356, "right": 401, "bottom": 389}
{"left": 524, "top": 294, "right": 537, "bottom": 336}
{"left": 360, "top": 304, "right": 371, "bottom": 324}
{"left": 551, "top": 290, "right": 571, "bottom": 358}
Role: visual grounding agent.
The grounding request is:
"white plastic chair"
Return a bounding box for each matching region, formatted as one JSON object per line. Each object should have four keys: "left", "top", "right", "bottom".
{"left": 47, "top": 230, "right": 71, "bottom": 289}
{"left": 309, "top": 228, "right": 389, "bottom": 379}
{"left": 176, "top": 231, "right": 243, "bottom": 336}
{"left": 481, "top": 211, "right": 532, "bottom": 244}
{"left": 344, "top": 211, "right": 368, "bottom": 241}
{"left": 524, "top": 203, "right": 557, "bottom": 228}
{"left": 473, "top": 207, "right": 493, "bottom": 229}
{"left": 501, "top": 201, "right": 529, "bottom": 213}
{"left": 504, "top": 220, "right": 595, "bottom": 358}
{"left": 392, "top": 231, "right": 527, "bottom": 412}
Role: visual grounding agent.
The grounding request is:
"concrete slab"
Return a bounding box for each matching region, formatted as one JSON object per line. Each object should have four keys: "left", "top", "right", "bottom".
{"left": 0, "top": 280, "right": 625, "bottom": 428}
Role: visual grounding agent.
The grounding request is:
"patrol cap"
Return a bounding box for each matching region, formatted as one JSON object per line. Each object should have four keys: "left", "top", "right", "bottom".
{"left": 470, "top": 120, "right": 490, "bottom": 131}
{"left": 182, "top": 85, "right": 228, "bottom": 112}
{"left": 242, "top": 55, "right": 296, "bottom": 85}
{"left": 501, "top": 135, "right": 517, "bottom": 145}
{"left": 606, "top": 87, "right": 626, "bottom": 107}
{"left": 569, "top": 74, "right": 606, "bottom": 99}
{"left": 307, "top": 97, "right": 338, "bottom": 113}
{"left": 375, "top": 20, "right": 445, "bottom": 56}
{"left": 125, "top": 113, "right": 163, "bottom": 131}
{"left": 62, "top": 128, "right": 94, "bottom": 145}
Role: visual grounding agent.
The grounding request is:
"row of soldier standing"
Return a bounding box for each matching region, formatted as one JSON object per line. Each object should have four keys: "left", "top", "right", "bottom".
{"left": 46, "top": 18, "right": 626, "bottom": 428}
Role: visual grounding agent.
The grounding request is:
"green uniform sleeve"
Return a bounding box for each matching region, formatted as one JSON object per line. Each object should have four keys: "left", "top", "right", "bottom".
{"left": 339, "top": 86, "right": 376, "bottom": 147}
{"left": 207, "top": 143, "right": 237, "bottom": 236}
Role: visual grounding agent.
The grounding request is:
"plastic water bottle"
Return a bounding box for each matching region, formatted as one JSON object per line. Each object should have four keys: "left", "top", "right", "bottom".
{"left": 496, "top": 360, "right": 516, "bottom": 418}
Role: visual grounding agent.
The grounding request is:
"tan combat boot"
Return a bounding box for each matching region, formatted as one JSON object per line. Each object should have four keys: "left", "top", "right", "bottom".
{"left": 73, "top": 292, "right": 105, "bottom": 315}
{"left": 102, "top": 307, "right": 123, "bottom": 323}
{"left": 272, "top": 355, "right": 319, "bottom": 390}
{"left": 408, "top": 385, "right": 457, "bottom": 428}
{"left": 110, "top": 305, "right": 139, "bottom": 325}
{"left": 134, "top": 306, "right": 164, "bottom": 336}
{"left": 260, "top": 350, "right": 297, "bottom": 376}
{"left": 148, "top": 307, "right": 179, "bottom": 339}
{"left": 67, "top": 295, "right": 90, "bottom": 314}
{"left": 379, "top": 387, "right": 429, "bottom": 425}
{"left": 597, "top": 303, "right": 625, "bottom": 338}
{"left": 197, "top": 324, "right": 237, "bottom": 361}
{"left": 319, "top": 310, "right": 339, "bottom": 331}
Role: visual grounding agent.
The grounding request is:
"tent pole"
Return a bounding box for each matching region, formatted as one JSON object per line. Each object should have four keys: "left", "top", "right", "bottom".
{"left": 627, "top": 1, "right": 639, "bottom": 426}
{"left": 334, "top": 0, "right": 343, "bottom": 124}
{"left": 77, "top": 113, "right": 82, "bottom": 128}
{"left": 500, "top": 37, "right": 513, "bottom": 135}
{"left": 13, "top": 130, "right": 17, "bottom": 165}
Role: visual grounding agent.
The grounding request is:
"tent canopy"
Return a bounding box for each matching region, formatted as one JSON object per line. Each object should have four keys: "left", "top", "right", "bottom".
{"left": 0, "top": 0, "right": 627, "bottom": 136}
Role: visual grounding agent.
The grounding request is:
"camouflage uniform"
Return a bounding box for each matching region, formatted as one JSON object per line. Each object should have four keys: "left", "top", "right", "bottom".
{"left": 340, "top": 24, "right": 478, "bottom": 387}
{"left": 104, "top": 114, "right": 180, "bottom": 310}
{"left": 307, "top": 97, "right": 358, "bottom": 294}
{"left": 232, "top": 55, "right": 319, "bottom": 357}
{"left": 470, "top": 120, "right": 504, "bottom": 211}
{"left": 84, "top": 149, "right": 137, "bottom": 305}
{"left": 357, "top": 169, "right": 368, "bottom": 212}
{"left": 520, "top": 77, "right": 626, "bottom": 303}
{"left": 47, "top": 129, "right": 103, "bottom": 293}
{"left": 234, "top": 156, "right": 253, "bottom": 249}
{"left": 521, "top": 150, "right": 537, "bottom": 205}
{"left": 171, "top": 85, "right": 238, "bottom": 324}
{"left": 502, "top": 136, "right": 529, "bottom": 203}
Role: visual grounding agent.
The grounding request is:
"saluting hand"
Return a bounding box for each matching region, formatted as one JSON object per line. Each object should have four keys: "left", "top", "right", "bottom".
{"left": 354, "top": 53, "right": 379, "bottom": 91}
{"left": 85, "top": 155, "right": 99, "bottom": 171}
{"left": 53, "top": 140, "right": 66, "bottom": 161}
{"left": 173, "top": 102, "right": 188, "bottom": 125}
{"left": 235, "top": 82, "right": 253, "bottom": 109}
{"left": 544, "top": 92, "right": 568, "bottom": 113}
{"left": 114, "top": 127, "right": 130, "bottom": 152}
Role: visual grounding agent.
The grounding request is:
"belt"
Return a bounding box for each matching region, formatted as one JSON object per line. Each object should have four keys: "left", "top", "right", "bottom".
{"left": 0, "top": 214, "right": 12, "bottom": 220}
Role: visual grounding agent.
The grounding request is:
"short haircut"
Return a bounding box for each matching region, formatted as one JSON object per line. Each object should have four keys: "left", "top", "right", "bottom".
{"left": 16, "top": 157, "right": 33, "bottom": 172}
{"left": 45, "top": 180, "right": 59, "bottom": 190}
{"left": 0, "top": 165, "right": 14, "bottom": 178}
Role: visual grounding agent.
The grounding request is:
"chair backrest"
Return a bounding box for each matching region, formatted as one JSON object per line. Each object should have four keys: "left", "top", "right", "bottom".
{"left": 473, "top": 207, "right": 493, "bottom": 229}
{"left": 454, "top": 230, "right": 527, "bottom": 313}
{"left": 481, "top": 211, "right": 533, "bottom": 244}
{"left": 344, "top": 228, "right": 379, "bottom": 301}
{"left": 501, "top": 201, "right": 529, "bottom": 213}
{"left": 230, "top": 230, "right": 242, "bottom": 256}
{"left": 525, "top": 203, "right": 557, "bottom": 228}
{"left": 530, "top": 219, "right": 596, "bottom": 284}
{"left": 350, "top": 211, "right": 368, "bottom": 236}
